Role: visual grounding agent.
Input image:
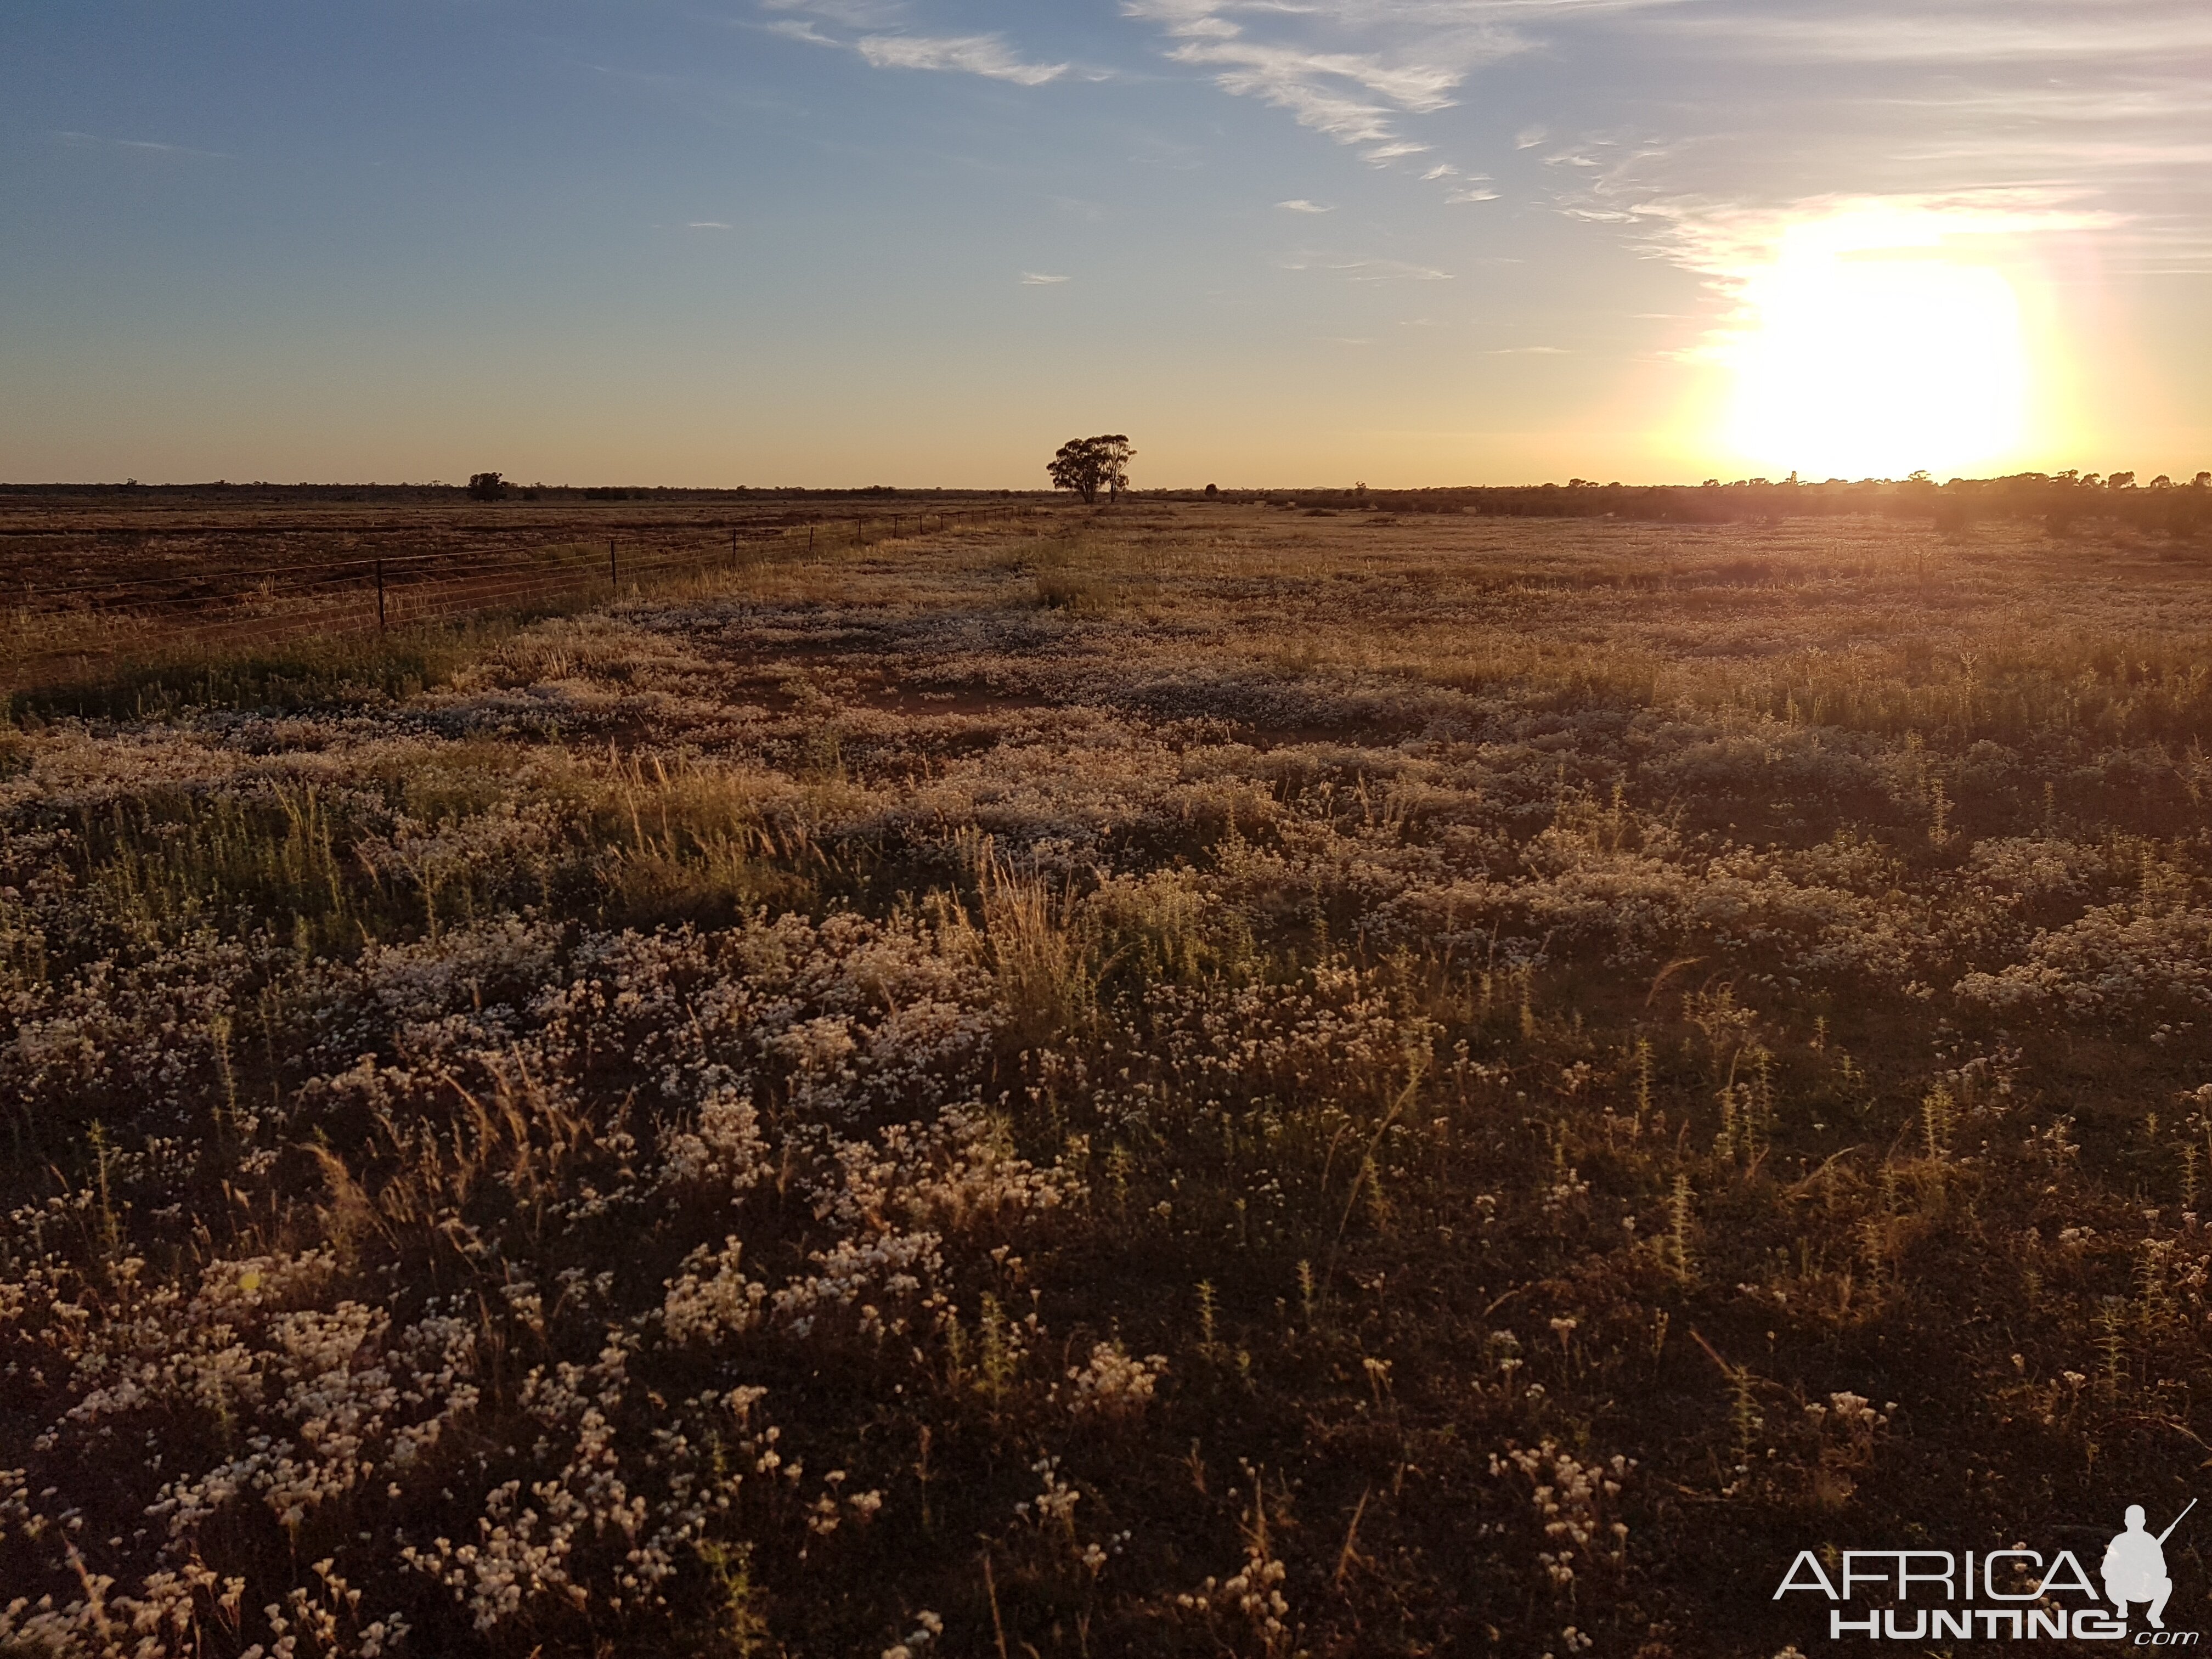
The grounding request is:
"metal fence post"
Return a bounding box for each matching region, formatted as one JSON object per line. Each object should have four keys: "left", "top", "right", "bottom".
{"left": 609, "top": 539, "right": 617, "bottom": 588}
{"left": 375, "top": 559, "right": 386, "bottom": 634}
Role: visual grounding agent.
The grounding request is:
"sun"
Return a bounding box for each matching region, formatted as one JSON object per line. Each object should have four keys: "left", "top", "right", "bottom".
{"left": 1719, "top": 211, "right": 2032, "bottom": 480}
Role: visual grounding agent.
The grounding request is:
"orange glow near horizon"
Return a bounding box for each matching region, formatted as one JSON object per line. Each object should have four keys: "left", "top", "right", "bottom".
{"left": 1717, "top": 210, "right": 2044, "bottom": 481}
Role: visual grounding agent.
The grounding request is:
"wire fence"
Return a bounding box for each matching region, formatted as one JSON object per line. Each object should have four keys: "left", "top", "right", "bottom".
{"left": 4, "top": 503, "right": 1045, "bottom": 690}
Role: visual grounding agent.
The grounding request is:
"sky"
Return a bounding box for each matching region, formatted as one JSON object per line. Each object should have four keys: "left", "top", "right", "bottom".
{"left": 2, "top": 1, "right": 2208, "bottom": 487}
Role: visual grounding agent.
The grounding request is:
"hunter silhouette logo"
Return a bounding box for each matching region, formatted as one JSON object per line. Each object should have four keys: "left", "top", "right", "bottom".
{"left": 1775, "top": 1499, "right": 2200, "bottom": 1643}
{"left": 2107, "top": 1501, "right": 2193, "bottom": 1630}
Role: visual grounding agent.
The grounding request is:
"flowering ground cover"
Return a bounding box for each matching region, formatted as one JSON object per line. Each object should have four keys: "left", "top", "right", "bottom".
{"left": 4, "top": 501, "right": 2210, "bottom": 1656}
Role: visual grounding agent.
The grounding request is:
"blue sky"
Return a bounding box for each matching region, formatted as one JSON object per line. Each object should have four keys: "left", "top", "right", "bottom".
{"left": 3, "top": 1, "right": 2207, "bottom": 485}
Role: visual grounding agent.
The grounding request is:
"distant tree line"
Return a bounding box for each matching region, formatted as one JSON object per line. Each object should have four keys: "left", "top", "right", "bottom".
{"left": 1153, "top": 471, "right": 2212, "bottom": 535}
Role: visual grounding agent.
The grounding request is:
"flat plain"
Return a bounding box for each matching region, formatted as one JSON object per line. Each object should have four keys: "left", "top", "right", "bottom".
{"left": 4, "top": 498, "right": 2211, "bottom": 1656}
{"left": 0, "top": 489, "right": 1003, "bottom": 688}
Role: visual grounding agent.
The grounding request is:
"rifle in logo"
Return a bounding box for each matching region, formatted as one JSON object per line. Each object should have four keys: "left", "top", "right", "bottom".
{"left": 2166, "top": 1502, "right": 2199, "bottom": 1543}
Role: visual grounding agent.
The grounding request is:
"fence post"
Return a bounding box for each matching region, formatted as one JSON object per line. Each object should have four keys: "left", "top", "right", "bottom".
{"left": 855, "top": 516, "right": 862, "bottom": 546}
{"left": 375, "top": 559, "right": 386, "bottom": 634}
{"left": 808, "top": 524, "right": 816, "bottom": 555}
{"left": 609, "top": 539, "right": 617, "bottom": 589}
{"left": 731, "top": 528, "right": 737, "bottom": 571}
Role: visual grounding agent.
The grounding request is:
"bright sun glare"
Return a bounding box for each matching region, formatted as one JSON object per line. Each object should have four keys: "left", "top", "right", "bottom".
{"left": 1722, "top": 211, "right": 2032, "bottom": 481}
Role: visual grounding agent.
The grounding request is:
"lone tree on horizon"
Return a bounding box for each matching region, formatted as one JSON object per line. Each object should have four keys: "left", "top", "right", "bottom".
{"left": 1047, "top": 434, "right": 1133, "bottom": 505}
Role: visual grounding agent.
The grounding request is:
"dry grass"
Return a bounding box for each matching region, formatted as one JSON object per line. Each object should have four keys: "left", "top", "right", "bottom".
{"left": 3, "top": 503, "right": 2211, "bottom": 1656}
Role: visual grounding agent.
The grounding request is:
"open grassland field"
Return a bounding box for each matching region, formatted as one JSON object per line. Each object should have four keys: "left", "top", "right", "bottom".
{"left": 0, "top": 488, "right": 1024, "bottom": 694}
{"left": 4, "top": 502, "right": 2212, "bottom": 1656}
{"left": 0, "top": 488, "right": 1007, "bottom": 591}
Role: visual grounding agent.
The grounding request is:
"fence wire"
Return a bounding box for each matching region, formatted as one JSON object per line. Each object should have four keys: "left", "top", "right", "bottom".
{"left": 4, "top": 504, "right": 1043, "bottom": 690}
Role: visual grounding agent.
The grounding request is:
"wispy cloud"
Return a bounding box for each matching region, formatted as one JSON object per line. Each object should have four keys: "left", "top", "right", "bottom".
{"left": 763, "top": 18, "right": 838, "bottom": 46}
{"left": 1579, "top": 3, "right": 2209, "bottom": 272}
{"left": 1664, "top": 4, "right": 2212, "bottom": 64}
{"left": 1601, "top": 189, "right": 2124, "bottom": 281}
{"left": 761, "top": 0, "right": 902, "bottom": 27}
{"left": 50, "top": 129, "right": 233, "bottom": 160}
{"left": 760, "top": 1, "right": 1066, "bottom": 85}
{"left": 856, "top": 33, "right": 1067, "bottom": 84}
{"left": 1019, "top": 271, "right": 1071, "bottom": 284}
{"left": 1119, "top": 0, "right": 1689, "bottom": 177}
{"left": 687, "top": 220, "right": 734, "bottom": 229}
{"left": 1283, "top": 253, "right": 1454, "bottom": 281}
{"left": 1119, "top": 0, "right": 2212, "bottom": 274}
{"left": 1277, "top": 199, "right": 1333, "bottom": 213}
{"left": 1120, "top": 0, "right": 1519, "bottom": 159}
